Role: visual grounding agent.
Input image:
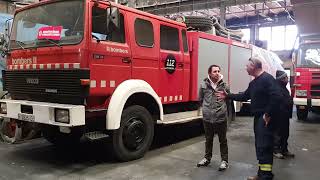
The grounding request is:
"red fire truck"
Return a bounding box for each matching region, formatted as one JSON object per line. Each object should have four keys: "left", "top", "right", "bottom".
{"left": 0, "top": 0, "right": 281, "bottom": 161}
{"left": 292, "top": 0, "right": 320, "bottom": 120}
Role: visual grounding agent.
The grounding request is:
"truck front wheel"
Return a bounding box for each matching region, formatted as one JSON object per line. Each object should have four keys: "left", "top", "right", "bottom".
{"left": 112, "top": 105, "right": 154, "bottom": 161}
{"left": 296, "top": 106, "right": 308, "bottom": 121}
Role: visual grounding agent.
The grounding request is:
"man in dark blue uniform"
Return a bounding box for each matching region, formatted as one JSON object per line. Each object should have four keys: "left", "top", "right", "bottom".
{"left": 216, "top": 57, "right": 281, "bottom": 180}
{"left": 273, "top": 70, "right": 295, "bottom": 159}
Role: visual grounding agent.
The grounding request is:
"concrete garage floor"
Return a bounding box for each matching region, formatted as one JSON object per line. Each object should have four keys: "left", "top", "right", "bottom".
{"left": 0, "top": 113, "right": 320, "bottom": 180}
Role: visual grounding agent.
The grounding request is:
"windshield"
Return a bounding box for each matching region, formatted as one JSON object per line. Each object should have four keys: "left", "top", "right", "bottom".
{"left": 10, "top": 0, "right": 84, "bottom": 50}
{"left": 298, "top": 43, "right": 320, "bottom": 68}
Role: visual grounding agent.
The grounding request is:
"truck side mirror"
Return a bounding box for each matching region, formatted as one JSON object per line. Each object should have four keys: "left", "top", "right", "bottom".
{"left": 106, "top": 7, "right": 120, "bottom": 33}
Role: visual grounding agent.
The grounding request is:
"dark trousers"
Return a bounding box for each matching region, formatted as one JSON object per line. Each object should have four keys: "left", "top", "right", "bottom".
{"left": 254, "top": 115, "right": 274, "bottom": 180}
{"left": 274, "top": 115, "right": 290, "bottom": 153}
{"left": 203, "top": 121, "right": 228, "bottom": 162}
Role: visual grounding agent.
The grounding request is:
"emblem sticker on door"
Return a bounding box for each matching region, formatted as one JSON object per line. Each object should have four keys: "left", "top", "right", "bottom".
{"left": 165, "top": 54, "right": 176, "bottom": 74}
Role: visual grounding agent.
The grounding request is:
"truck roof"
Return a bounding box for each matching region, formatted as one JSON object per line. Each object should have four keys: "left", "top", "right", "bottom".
{"left": 187, "top": 31, "right": 250, "bottom": 49}
{"left": 15, "top": 0, "right": 186, "bottom": 28}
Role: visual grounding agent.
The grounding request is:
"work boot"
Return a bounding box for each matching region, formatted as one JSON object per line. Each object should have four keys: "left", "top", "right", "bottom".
{"left": 273, "top": 152, "right": 284, "bottom": 159}
{"left": 247, "top": 175, "right": 259, "bottom": 180}
{"left": 283, "top": 151, "right": 295, "bottom": 158}
{"left": 197, "top": 158, "right": 210, "bottom": 167}
{"left": 218, "top": 160, "right": 228, "bottom": 171}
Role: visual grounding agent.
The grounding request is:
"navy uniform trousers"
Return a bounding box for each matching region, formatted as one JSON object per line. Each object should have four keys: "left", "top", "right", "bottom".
{"left": 254, "top": 115, "right": 274, "bottom": 180}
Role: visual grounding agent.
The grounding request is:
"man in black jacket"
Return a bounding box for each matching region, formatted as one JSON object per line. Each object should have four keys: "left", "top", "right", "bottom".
{"left": 273, "top": 70, "right": 295, "bottom": 159}
{"left": 216, "top": 57, "right": 281, "bottom": 180}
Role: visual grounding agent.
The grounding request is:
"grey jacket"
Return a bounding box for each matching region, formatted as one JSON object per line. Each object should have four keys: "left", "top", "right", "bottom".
{"left": 199, "top": 78, "right": 230, "bottom": 124}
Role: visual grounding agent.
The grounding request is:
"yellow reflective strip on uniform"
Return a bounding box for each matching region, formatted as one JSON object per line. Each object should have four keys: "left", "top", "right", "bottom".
{"left": 260, "top": 167, "right": 272, "bottom": 171}
{"left": 259, "top": 164, "right": 272, "bottom": 168}
{"left": 259, "top": 164, "right": 272, "bottom": 171}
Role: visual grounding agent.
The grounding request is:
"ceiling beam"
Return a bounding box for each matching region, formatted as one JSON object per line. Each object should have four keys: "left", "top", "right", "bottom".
{"left": 234, "top": 5, "right": 244, "bottom": 11}
{"left": 136, "top": 0, "right": 276, "bottom": 15}
{"left": 224, "top": 5, "right": 292, "bottom": 15}
{"left": 227, "top": 7, "right": 240, "bottom": 18}
{"left": 265, "top": 2, "right": 276, "bottom": 14}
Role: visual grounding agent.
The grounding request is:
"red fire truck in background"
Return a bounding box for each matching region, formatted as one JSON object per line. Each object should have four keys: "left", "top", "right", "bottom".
{"left": 0, "top": 0, "right": 283, "bottom": 161}
{"left": 292, "top": 0, "right": 320, "bottom": 120}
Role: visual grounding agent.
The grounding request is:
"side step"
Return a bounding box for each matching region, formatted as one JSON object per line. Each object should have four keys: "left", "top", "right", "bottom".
{"left": 84, "top": 131, "right": 109, "bottom": 141}
{"left": 158, "top": 110, "right": 203, "bottom": 125}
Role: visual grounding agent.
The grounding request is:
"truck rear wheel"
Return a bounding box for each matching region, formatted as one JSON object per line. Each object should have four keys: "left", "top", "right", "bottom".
{"left": 296, "top": 106, "right": 308, "bottom": 121}
{"left": 112, "top": 105, "right": 154, "bottom": 161}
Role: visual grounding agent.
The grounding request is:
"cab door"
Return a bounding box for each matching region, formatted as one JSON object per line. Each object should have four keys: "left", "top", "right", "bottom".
{"left": 89, "top": 3, "right": 131, "bottom": 96}
{"left": 181, "top": 29, "right": 190, "bottom": 102}
{"left": 158, "top": 24, "right": 184, "bottom": 104}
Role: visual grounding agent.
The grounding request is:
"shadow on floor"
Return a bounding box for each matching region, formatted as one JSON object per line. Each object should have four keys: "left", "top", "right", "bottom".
{"left": 295, "top": 112, "right": 320, "bottom": 124}
{"left": 6, "top": 120, "right": 204, "bottom": 170}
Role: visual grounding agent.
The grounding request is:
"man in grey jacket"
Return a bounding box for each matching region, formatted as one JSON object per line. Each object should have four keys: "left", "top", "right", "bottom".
{"left": 197, "top": 64, "right": 230, "bottom": 171}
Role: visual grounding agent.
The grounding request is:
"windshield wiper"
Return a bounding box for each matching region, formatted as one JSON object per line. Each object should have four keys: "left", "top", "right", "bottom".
{"left": 40, "top": 38, "right": 62, "bottom": 48}
{"left": 11, "top": 40, "right": 25, "bottom": 50}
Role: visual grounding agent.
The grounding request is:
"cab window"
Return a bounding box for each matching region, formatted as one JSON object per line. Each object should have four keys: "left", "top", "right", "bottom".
{"left": 91, "top": 6, "right": 125, "bottom": 43}
{"left": 134, "top": 18, "right": 154, "bottom": 47}
{"left": 160, "top": 25, "right": 179, "bottom": 51}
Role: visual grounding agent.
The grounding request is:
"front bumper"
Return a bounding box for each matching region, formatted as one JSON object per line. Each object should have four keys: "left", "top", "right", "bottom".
{"left": 0, "top": 99, "right": 85, "bottom": 127}
{"left": 294, "top": 98, "right": 320, "bottom": 107}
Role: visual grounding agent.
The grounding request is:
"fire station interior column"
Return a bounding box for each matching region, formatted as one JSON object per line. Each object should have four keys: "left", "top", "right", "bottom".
{"left": 220, "top": 3, "right": 226, "bottom": 27}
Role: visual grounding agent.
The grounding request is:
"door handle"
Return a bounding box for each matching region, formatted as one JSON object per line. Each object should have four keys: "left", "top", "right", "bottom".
{"left": 122, "top": 57, "right": 131, "bottom": 64}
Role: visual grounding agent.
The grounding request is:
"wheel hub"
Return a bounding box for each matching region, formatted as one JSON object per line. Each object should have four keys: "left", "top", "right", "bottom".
{"left": 123, "top": 117, "right": 146, "bottom": 151}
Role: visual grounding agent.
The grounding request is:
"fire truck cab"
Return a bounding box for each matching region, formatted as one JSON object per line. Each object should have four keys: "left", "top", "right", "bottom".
{"left": 0, "top": 0, "right": 282, "bottom": 161}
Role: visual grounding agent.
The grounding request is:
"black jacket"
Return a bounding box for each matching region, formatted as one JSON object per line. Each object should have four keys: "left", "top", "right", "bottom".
{"left": 227, "top": 72, "right": 281, "bottom": 117}
{"left": 276, "top": 81, "right": 293, "bottom": 119}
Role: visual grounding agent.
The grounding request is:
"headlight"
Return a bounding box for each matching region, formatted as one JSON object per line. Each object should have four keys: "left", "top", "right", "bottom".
{"left": 55, "top": 108, "right": 69, "bottom": 123}
{"left": 0, "top": 102, "right": 7, "bottom": 114}
{"left": 296, "top": 90, "right": 307, "bottom": 97}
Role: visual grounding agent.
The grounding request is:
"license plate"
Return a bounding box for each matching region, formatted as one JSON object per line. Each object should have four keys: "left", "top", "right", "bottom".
{"left": 18, "top": 113, "right": 35, "bottom": 122}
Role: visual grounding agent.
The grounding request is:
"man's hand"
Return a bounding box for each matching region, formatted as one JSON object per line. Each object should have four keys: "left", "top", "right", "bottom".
{"left": 215, "top": 90, "right": 227, "bottom": 100}
{"left": 263, "top": 113, "right": 271, "bottom": 127}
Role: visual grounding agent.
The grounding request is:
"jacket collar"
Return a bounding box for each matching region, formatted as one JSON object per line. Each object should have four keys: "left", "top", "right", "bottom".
{"left": 204, "top": 77, "right": 224, "bottom": 88}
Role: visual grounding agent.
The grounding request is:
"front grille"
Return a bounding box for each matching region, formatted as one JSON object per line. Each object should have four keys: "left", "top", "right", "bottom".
{"left": 3, "top": 70, "right": 90, "bottom": 105}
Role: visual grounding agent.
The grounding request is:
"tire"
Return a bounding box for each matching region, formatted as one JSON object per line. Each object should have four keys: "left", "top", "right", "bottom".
{"left": 41, "top": 125, "right": 83, "bottom": 146}
{"left": 184, "top": 16, "right": 213, "bottom": 32}
{"left": 0, "top": 118, "right": 22, "bottom": 144}
{"left": 296, "top": 106, "right": 308, "bottom": 121}
{"left": 112, "top": 105, "right": 154, "bottom": 161}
